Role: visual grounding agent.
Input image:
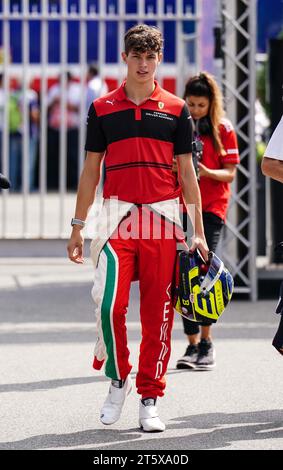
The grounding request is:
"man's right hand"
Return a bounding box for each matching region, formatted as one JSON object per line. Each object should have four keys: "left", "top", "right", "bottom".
{"left": 67, "top": 228, "right": 84, "bottom": 264}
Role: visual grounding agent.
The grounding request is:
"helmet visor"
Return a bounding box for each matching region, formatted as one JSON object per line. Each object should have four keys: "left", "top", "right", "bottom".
{"left": 200, "top": 252, "right": 224, "bottom": 295}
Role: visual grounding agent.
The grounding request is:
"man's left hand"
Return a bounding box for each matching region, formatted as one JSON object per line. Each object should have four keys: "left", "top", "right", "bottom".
{"left": 190, "top": 236, "right": 209, "bottom": 262}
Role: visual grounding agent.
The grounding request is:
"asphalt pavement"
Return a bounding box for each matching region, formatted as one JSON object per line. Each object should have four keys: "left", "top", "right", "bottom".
{"left": 0, "top": 257, "right": 282, "bottom": 450}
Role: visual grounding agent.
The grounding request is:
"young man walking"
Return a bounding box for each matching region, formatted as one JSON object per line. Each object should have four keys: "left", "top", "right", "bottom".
{"left": 67, "top": 24, "right": 208, "bottom": 432}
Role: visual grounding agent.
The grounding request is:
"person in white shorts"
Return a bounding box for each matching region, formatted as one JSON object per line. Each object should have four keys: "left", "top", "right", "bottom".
{"left": 261, "top": 114, "right": 283, "bottom": 355}
{"left": 261, "top": 115, "right": 283, "bottom": 182}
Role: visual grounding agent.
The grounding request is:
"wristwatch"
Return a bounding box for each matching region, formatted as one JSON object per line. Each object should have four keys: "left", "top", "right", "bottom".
{"left": 71, "top": 218, "right": 85, "bottom": 228}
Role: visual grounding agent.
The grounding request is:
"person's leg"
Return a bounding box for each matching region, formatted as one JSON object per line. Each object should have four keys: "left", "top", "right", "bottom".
{"left": 177, "top": 212, "right": 224, "bottom": 370}
{"left": 272, "top": 315, "right": 283, "bottom": 355}
{"left": 195, "top": 212, "right": 224, "bottom": 369}
{"left": 272, "top": 281, "right": 283, "bottom": 355}
{"left": 137, "top": 211, "right": 176, "bottom": 396}
{"left": 91, "top": 234, "right": 137, "bottom": 425}
{"left": 179, "top": 211, "right": 201, "bottom": 341}
{"left": 176, "top": 210, "right": 202, "bottom": 368}
{"left": 9, "top": 133, "right": 22, "bottom": 191}
{"left": 29, "top": 136, "right": 38, "bottom": 192}
{"left": 200, "top": 325, "right": 212, "bottom": 341}
{"left": 67, "top": 129, "right": 78, "bottom": 190}
{"left": 47, "top": 128, "right": 59, "bottom": 190}
{"left": 199, "top": 212, "right": 223, "bottom": 340}
{"left": 137, "top": 211, "right": 176, "bottom": 431}
{"left": 137, "top": 236, "right": 176, "bottom": 396}
{"left": 92, "top": 237, "right": 136, "bottom": 380}
{"left": 0, "top": 131, "right": 2, "bottom": 174}
{"left": 176, "top": 316, "right": 200, "bottom": 369}
{"left": 183, "top": 316, "right": 200, "bottom": 342}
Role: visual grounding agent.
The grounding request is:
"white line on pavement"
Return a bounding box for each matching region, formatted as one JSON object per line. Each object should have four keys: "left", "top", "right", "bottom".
{"left": 0, "top": 321, "right": 278, "bottom": 334}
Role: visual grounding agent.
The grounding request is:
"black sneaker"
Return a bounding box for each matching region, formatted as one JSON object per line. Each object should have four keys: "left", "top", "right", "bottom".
{"left": 272, "top": 314, "right": 283, "bottom": 356}
{"left": 195, "top": 339, "right": 216, "bottom": 370}
{"left": 176, "top": 344, "right": 199, "bottom": 369}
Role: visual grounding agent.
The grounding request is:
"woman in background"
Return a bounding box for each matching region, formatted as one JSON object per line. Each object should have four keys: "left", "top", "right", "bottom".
{"left": 176, "top": 72, "right": 240, "bottom": 371}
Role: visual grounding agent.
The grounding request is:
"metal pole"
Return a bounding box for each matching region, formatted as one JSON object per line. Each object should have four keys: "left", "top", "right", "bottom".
{"left": 156, "top": 0, "right": 163, "bottom": 86}
{"left": 248, "top": 0, "right": 257, "bottom": 301}
{"left": 1, "top": 0, "right": 10, "bottom": 238}
{"left": 59, "top": 0, "right": 68, "bottom": 237}
{"left": 22, "top": 0, "right": 29, "bottom": 236}
{"left": 98, "top": 0, "right": 106, "bottom": 86}
{"left": 157, "top": 0, "right": 163, "bottom": 47}
{"left": 79, "top": 0, "right": 87, "bottom": 177}
{"left": 213, "top": 0, "right": 223, "bottom": 85}
{"left": 40, "top": 0, "right": 48, "bottom": 237}
{"left": 195, "top": 0, "right": 202, "bottom": 73}
{"left": 118, "top": 0, "right": 126, "bottom": 84}
{"left": 220, "top": 0, "right": 258, "bottom": 299}
{"left": 175, "top": 0, "right": 184, "bottom": 97}
{"left": 138, "top": 0, "right": 144, "bottom": 19}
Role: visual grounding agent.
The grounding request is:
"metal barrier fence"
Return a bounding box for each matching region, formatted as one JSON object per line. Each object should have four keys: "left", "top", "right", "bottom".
{"left": 0, "top": 0, "right": 201, "bottom": 238}
{"left": 0, "top": 0, "right": 259, "bottom": 299}
{"left": 219, "top": 0, "right": 257, "bottom": 299}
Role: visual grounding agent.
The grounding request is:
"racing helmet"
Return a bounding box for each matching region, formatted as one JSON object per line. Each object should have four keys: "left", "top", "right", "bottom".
{"left": 173, "top": 250, "right": 234, "bottom": 323}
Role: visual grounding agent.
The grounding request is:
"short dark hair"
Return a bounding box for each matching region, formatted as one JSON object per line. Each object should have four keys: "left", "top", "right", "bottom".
{"left": 88, "top": 64, "right": 99, "bottom": 77}
{"left": 124, "top": 24, "right": 163, "bottom": 55}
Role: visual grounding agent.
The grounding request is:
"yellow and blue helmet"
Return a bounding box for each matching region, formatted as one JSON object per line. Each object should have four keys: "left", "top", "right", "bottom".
{"left": 173, "top": 250, "right": 234, "bottom": 323}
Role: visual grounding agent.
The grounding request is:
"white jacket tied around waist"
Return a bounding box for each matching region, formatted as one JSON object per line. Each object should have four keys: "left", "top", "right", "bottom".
{"left": 90, "top": 197, "right": 184, "bottom": 268}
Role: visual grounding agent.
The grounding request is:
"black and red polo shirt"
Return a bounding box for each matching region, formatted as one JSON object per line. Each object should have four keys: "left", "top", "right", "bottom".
{"left": 85, "top": 80, "right": 192, "bottom": 204}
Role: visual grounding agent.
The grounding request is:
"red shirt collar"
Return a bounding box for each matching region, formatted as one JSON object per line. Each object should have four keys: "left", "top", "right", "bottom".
{"left": 114, "top": 80, "right": 162, "bottom": 103}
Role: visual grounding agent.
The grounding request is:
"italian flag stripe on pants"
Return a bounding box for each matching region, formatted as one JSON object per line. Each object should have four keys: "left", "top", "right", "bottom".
{"left": 100, "top": 244, "right": 120, "bottom": 380}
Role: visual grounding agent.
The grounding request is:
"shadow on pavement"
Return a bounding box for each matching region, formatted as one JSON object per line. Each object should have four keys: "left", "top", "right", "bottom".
{"left": 0, "top": 363, "right": 262, "bottom": 394}
{"left": 0, "top": 428, "right": 143, "bottom": 450}
{"left": 98, "top": 409, "right": 283, "bottom": 450}
{"left": 0, "top": 375, "right": 109, "bottom": 393}
{"left": 0, "top": 409, "right": 282, "bottom": 450}
{"left": 0, "top": 369, "right": 188, "bottom": 394}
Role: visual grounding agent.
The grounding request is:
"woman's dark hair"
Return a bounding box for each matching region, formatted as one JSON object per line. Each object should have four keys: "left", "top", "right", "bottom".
{"left": 183, "top": 73, "right": 212, "bottom": 100}
{"left": 183, "top": 72, "right": 225, "bottom": 155}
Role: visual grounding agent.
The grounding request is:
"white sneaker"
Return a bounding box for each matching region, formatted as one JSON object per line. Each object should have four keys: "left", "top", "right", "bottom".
{"left": 139, "top": 398, "right": 166, "bottom": 432}
{"left": 100, "top": 376, "right": 132, "bottom": 425}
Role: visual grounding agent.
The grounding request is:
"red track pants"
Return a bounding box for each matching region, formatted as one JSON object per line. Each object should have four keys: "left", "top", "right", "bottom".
{"left": 92, "top": 206, "right": 179, "bottom": 398}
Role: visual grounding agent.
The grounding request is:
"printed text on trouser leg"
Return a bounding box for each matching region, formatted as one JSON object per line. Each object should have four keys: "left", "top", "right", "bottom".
{"left": 155, "top": 283, "right": 171, "bottom": 380}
